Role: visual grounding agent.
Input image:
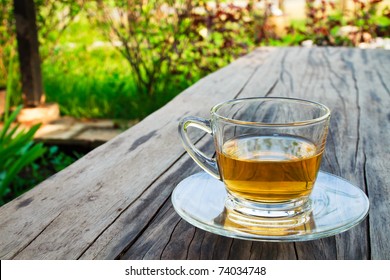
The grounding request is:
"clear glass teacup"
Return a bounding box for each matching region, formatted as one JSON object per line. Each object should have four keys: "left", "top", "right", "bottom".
{"left": 179, "top": 97, "right": 330, "bottom": 223}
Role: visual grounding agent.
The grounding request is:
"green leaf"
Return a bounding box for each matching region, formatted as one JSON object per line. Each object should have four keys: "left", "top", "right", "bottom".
{"left": 0, "top": 105, "right": 22, "bottom": 141}
{"left": 0, "top": 143, "right": 46, "bottom": 196}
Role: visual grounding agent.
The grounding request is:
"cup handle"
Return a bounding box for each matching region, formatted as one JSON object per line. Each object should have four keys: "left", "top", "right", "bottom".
{"left": 178, "top": 116, "right": 221, "bottom": 180}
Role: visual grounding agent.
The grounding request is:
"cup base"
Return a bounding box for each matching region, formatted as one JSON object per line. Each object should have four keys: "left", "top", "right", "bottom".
{"left": 225, "top": 193, "right": 313, "bottom": 228}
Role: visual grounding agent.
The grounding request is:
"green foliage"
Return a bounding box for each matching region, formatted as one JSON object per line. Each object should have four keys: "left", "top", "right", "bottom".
{"left": 35, "top": 0, "right": 86, "bottom": 60}
{"left": 8, "top": 146, "right": 83, "bottom": 204}
{"left": 2, "top": 0, "right": 390, "bottom": 120}
{"left": 39, "top": 1, "right": 390, "bottom": 119}
{"left": 184, "top": 3, "right": 257, "bottom": 70}
{"left": 0, "top": 105, "right": 47, "bottom": 205}
{"left": 92, "top": 1, "right": 261, "bottom": 118}
{"left": 347, "top": 0, "right": 390, "bottom": 43}
{"left": 0, "top": 0, "right": 16, "bottom": 89}
{"left": 95, "top": 0, "right": 201, "bottom": 115}
{"left": 42, "top": 44, "right": 142, "bottom": 119}
{"left": 293, "top": 0, "right": 390, "bottom": 46}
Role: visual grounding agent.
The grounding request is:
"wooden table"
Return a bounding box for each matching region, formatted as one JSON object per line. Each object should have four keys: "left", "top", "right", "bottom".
{"left": 0, "top": 47, "right": 389, "bottom": 260}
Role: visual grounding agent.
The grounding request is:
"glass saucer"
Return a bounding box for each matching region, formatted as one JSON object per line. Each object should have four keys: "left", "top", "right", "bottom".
{"left": 172, "top": 171, "right": 369, "bottom": 242}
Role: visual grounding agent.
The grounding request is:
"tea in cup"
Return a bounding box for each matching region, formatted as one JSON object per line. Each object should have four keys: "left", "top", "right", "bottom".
{"left": 179, "top": 97, "right": 330, "bottom": 221}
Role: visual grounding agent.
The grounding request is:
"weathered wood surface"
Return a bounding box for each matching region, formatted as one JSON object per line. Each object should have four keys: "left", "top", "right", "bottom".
{"left": 0, "top": 47, "right": 388, "bottom": 260}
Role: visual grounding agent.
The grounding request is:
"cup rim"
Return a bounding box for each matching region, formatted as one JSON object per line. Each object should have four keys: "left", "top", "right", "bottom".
{"left": 211, "top": 97, "right": 331, "bottom": 127}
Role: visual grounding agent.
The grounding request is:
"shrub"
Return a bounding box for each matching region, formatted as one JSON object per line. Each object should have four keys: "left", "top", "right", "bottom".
{"left": 0, "top": 106, "right": 46, "bottom": 205}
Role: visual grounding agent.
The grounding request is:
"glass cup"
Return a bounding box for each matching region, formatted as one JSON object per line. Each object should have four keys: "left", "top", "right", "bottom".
{"left": 178, "top": 97, "right": 331, "bottom": 224}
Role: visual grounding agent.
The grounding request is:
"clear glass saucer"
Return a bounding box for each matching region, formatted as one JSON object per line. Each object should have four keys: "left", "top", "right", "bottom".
{"left": 172, "top": 171, "right": 369, "bottom": 242}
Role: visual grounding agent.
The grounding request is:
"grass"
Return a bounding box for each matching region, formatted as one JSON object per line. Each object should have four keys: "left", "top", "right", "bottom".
{"left": 43, "top": 43, "right": 194, "bottom": 119}
{"left": 41, "top": 16, "right": 196, "bottom": 120}
{"left": 43, "top": 46, "right": 141, "bottom": 119}
{"left": 41, "top": 17, "right": 140, "bottom": 119}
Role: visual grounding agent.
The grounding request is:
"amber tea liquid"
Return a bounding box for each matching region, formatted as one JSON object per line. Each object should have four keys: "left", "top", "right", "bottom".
{"left": 217, "top": 135, "right": 323, "bottom": 203}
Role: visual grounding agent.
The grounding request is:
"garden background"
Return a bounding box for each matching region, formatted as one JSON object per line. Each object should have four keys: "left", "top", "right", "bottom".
{"left": 0, "top": 0, "right": 389, "bottom": 205}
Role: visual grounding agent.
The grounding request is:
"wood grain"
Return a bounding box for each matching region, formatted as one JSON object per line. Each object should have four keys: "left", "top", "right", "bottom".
{"left": 0, "top": 47, "right": 388, "bottom": 260}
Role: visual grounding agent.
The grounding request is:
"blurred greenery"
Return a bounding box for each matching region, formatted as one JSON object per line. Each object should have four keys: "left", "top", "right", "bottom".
{"left": 3, "top": 145, "right": 84, "bottom": 206}
{"left": 1, "top": 0, "right": 389, "bottom": 119}
{"left": 0, "top": 105, "right": 46, "bottom": 205}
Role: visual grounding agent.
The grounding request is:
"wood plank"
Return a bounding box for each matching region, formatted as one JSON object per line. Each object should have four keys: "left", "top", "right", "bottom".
{"left": 79, "top": 136, "right": 215, "bottom": 259}
{"left": 116, "top": 49, "right": 298, "bottom": 260}
{"left": 0, "top": 47, "right": 388, "bottom": 260}
{"left": 115, "top": 48, "right": 387, "bottom": 260}
{"left": 0, "top": 48, "right": 275, "bottom": 259}
{"left": 352, "top": 49, "right": 390, "bottom": 260}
